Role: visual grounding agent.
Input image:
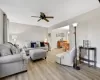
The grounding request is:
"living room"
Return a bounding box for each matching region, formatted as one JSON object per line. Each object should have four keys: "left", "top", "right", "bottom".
{"left": 1, "top": 0, "right": 100, "bottom": 80}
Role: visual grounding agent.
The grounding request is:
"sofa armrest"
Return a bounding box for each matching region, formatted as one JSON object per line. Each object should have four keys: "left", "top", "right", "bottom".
{"left": 0, "top": 54, "right": 23, "bottom": 64}
{"left": 20, "top": 49, "right": 26, "bottom": 54}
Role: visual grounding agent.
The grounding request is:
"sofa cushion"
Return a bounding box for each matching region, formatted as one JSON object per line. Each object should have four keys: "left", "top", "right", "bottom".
{"left": 4, "top": 43, "right": 16, "bottom": 54}
{"left": 10, "top": 46, "right": 16, "bottom": 54}
{"left": 38, "top": 47, "right": 48, "bottom": 51}
{"left": 0, "top": 48, "right": 11, "bottom": 56}
{"left": 4, "top": 43, "right": 20, "bottom": 55}
{"left": 4, "top": 43, "right": 13, "bottom": 49}
{"left": 0, "top": 44, "right": 12, "bottom": 56}
{"left": 0, "top": 54, "right": 23, "bottom": 64}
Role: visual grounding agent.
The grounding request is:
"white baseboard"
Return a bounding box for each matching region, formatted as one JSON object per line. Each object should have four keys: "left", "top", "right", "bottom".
{"left": 97, "top": 63, "right": 100, "bottom": 68}
{"left": 83, "top": 61, "right": 100, "bottom": 68}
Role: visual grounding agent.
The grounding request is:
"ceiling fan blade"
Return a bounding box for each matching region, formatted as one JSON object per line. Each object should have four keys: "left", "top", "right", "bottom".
{"left": 31, "top": 16, "right": 40, "bottom": 18}
{"left": 46, "top": 16, "right": 54, "bottom": 18}
{"left": 37, "top": 18, "right": 41, "bottom": 22}
{"left": 98, "top": 0, "right": 100, "bottom": 3}
{"left": 44, "top": 18, "right": 49, "bottom": 22}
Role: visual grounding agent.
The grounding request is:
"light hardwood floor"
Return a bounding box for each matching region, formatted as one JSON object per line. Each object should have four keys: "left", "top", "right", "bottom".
{"left": 2, "top": 49, "right": 100, "bottom": 80}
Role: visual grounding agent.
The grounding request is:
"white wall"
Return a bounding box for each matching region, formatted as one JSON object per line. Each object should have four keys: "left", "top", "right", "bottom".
{"left": 0, "top": 9, "right": 3, "bottom": 44}
{"left": 49, "top": 7, "right": 100, "bottom": 67}
{"left": 9, "top": 22, "right": 48, "bottom": 47}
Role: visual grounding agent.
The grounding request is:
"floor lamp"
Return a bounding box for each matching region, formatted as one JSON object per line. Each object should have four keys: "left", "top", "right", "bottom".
{"left": 72, "top": 23, "right": 80, "bottom": 70}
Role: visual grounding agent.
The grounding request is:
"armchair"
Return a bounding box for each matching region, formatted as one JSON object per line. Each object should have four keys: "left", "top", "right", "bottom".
{"left": 56, "top": 48, "right": 75, "bottom": 66}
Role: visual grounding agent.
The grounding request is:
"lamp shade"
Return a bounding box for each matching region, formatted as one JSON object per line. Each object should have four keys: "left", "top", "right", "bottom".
{"left": 72, "top": 23, "right": 78, "bottom": 27}
{"left": 44, "top": 38, "right": 48, "bottom": 42}
{"left": 68, "top": 31, "right": 70, "bottom": 34}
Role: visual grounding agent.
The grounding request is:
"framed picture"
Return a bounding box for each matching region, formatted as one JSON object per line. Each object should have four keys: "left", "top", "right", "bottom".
{"left": 83, "top": 40, "right": 90, "bottom": 47}
{"left": 56, "top": 33, "right": 64, "bottom": 37}
{"left": 60, "top": 33, "right": 64, "bottom": 37}
{"left": 48, "top": 33, "right": 51, "bottom": 37}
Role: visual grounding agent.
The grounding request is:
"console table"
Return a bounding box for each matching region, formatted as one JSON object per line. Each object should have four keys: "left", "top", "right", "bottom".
{"left": 79, "top": 46, "right": 97, "bottom": 68}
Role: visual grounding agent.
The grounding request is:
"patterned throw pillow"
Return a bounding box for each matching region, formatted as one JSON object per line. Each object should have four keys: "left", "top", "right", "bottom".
{"left": 10, "top": 46, "right": 16, "bottom": 54}
{"left": 11, "top": 45, "right": 20, "bottom": 54}
{"left": 10, "top": 48, "right": 13, "bottom": 55}
{"left": 13, "top": 44, "right": 20, "bottom": 53}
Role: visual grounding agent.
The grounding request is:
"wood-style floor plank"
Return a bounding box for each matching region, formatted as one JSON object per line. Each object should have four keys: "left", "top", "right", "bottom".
{"left": 2, "top": 49, "right": 100, "bottom": 80}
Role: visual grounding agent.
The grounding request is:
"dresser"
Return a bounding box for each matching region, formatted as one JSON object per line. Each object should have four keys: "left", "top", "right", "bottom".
{"left": 57, "top": 41, "right": 70, "bottom": 51}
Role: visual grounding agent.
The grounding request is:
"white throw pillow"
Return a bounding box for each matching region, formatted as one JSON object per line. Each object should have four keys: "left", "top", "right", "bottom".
{"left": 36, "top": 41, "right": 40, "bottom": 47}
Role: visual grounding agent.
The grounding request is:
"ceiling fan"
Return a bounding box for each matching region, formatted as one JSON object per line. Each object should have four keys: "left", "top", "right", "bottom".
{"left": 31, "top": 12, "right": 54, "bottom": 22}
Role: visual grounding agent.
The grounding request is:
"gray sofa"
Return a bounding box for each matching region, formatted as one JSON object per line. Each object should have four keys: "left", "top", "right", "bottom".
{"left": 25, "top": 41, "right": 48, "bottom": 51}
{"left": 0, "top": 43, "right": 28, "bottom": 78}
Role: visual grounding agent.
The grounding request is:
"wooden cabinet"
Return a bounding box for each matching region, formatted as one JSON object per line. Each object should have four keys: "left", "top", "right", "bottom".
{"left": 57, "top": 41, "right": 61, "bottom": 48}
{"left": 57, "top": 41, "right": 70, "bottom": 51}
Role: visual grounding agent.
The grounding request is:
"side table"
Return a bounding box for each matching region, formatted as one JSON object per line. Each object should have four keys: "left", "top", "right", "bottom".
{"left": 79, "top": 46, "right": 97, "bottom": 68}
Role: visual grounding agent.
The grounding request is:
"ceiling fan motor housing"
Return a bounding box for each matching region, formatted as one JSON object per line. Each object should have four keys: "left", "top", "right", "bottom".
{"left": 40, "top": 14, "right": 46, "bottom": 19}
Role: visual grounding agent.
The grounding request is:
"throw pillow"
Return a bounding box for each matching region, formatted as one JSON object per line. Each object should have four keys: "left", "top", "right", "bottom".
{"left": 11, "top": 45, "right": 20, "bottom": 54}
{"left": 36, "top": 41, "right": 40, "bottom": 47}
{"left": 31, "top": 42, "right": 36, "bottom": 48}
{"left": 0, "top": 44, "right": 11, "bottom": 56}
{"left": 40, "top": 42, "right": 45, "bottom": 47}
{"left": 10, "top": 48, "right": 13, "bottom": 55}
{"left": 10, "top": 46, "right": 16, "bottom": 54}
{"left": 13, "top": 44, "right": 20, "bottom": 53}
{"left": 0, "top": 48, "right": 11, "bottom": 56}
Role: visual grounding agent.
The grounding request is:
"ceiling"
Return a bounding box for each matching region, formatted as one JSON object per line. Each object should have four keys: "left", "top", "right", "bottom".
{"left": 56, "top": 25, "right": 69, "bottom": 30}
{"left": 52, "top": 25, "right": 69, "bottom": 31}
{"left": 0, "top": 0, "right": 100, "bottom": 27}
